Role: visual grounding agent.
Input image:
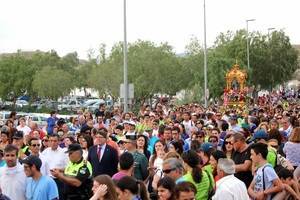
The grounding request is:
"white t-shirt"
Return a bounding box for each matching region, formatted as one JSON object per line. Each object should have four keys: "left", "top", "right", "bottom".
{"left": 182, "top": 120, "right": 194, "bottom": 135}
{"left": 41, "top": 147, "right": 68, "bottom": 175}
{"left": 0, "top": 163, "right": 26, "bottom": 200}
{"left": 16, "top": 125, "right": 32, "bottom": 136}
{"left": 213, "top": 174, "right": 249, "bottom": 200}
{"left": 39, "top": 154, "right": 50, "bottom": 176}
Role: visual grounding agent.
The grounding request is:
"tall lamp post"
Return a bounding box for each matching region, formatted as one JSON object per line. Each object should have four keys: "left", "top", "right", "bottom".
{"left": 203, "top": 0, "right": 208, "bottom": 108}
{"left": 268, "top": 27, "right": 275, "bottom": 91}
{"left": 123, "top": 0, "right": 128, "bottom": 112}
{"left": 246, "top": 19, "right": 255, "bottom": 70}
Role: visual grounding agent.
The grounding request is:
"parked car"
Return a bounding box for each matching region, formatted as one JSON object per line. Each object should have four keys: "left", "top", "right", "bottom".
{"left": 16, "top": 100, "right": 29, "bottom": 108}
{"left": 57, "top": 99, "right": 83, "bottom": 111}
{"left": 0, "top": 111, "right": 11, "bottom": 122}
{"left": 87, "top": 100, "right": 106, "bottom": 112}
{"left": 25, "top": 114, "right": 48, "bottom": 128}
{"left": 81, "top": 99, "right": 103, "bottom": 109}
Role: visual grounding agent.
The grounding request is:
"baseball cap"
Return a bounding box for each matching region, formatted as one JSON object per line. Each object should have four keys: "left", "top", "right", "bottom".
{"left": 250, "top": 129, "right": 268, "bottom": 142}
{"left": 1, "top": 125, "right": 9, "bottom": 134}
{"left": 199, "top": 142, "right": 213, "bottom": 153}
{"left": 65, "top": 143, "right": 82, "bottom": 153}
{"left": 12, "top": 131, "right": 24, "bottom": 139}
{"left": 21, "top": 155, "right": 42, "bottom": 169}
{"left": 119, "top": 134, "right": 138, "bottom": 143}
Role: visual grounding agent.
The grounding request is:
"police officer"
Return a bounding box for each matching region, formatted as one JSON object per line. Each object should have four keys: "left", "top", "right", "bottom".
{"left": 51, "top": 143, "right": 92, "bottom": 200}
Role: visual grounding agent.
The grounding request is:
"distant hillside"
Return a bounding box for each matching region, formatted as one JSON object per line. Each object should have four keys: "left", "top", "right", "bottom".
{"left": 0, "top": 50, "right": 88, "bottom": 64}
{"left": 0, "top": 50, "right": 43, "bottom": 58}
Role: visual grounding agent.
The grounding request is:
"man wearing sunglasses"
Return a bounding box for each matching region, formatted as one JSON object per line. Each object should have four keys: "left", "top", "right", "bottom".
{"left": 28, "top": 137, "right": 50, "bottom": 176}
{"left": 162, "top": 158, "right": 184, "bottom": 182}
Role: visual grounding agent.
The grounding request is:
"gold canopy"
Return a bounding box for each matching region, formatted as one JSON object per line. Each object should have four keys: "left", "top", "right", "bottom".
{"left": 225, "top": 64, "right": 247, "bottom": 91}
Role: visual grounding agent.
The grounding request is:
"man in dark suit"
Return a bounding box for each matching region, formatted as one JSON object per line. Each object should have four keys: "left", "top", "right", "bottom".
{"left": 88, "top": 129, "right": 119, "bottom": 177}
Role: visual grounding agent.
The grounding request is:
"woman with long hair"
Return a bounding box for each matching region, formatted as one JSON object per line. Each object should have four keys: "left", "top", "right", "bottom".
{"left": 40, "top": 136, "right": 49, "bottom": 152}
{"left": 116, "top": 176, "right": 149, "bottom": 200}
{"left": 79, "top": 134, "right": 93, "bottom": 160}
{"left": 136, "top": 135, "right": 151, "bottom": 160}
{"left": 149, "top": 140, "right": 167, "bottom": 168}
{"left": 180, "top": 150, "right": 213, "bottom": 200}
{"left": 5, "top": 119, "right": 16, "bottom": 143}
{"left": 222, "top": 134, "right": 234, "bottom": 159}
{"left": 90, "top": 175, "right": 118, "bottom": 200}
{"left": 168, "top": 140, "right": 183, "bottom": 155}
{"left": 157, "top": 176, "right": 176, "bottom": 200}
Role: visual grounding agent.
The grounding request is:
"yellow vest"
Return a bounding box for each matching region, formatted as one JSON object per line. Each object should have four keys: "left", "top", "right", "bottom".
{"left": 64, "top": 159, "right": 92, "bottom": 177}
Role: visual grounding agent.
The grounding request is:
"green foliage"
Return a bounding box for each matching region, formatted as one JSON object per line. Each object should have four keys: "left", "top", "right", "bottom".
{"left": 88, "top": 43, "right": 123, "bottom": 99}
{"left": 0, "top": 53, "right": 35, "bottom": 100}
{"left": 32, "top": 66, "right": 73, "bottom": 100}
{"left": 127, "top": 40, "right": 190, "bottom": 100}
{"left": 213, "top": 30, "right": 299, "bottom": 90}
{"left": 0, "top": 30, "right": 298, "bottom": 104}
{"left": 207, "top": 52, "right": 235, "bottom": 97}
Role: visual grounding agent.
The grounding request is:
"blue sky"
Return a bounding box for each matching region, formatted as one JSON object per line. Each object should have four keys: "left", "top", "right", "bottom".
{"left": 0, "top": 0, "right": 299, "bottom": 59}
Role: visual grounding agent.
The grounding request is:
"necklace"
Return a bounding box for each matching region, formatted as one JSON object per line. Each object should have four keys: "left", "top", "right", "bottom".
{"left": 30, "top": 176, "right": 42, "bottom": 200}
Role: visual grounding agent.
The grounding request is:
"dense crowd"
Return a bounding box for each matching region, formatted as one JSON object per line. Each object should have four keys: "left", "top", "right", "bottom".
{"left": 0, "top": 91, "right": 300, "bottom": 200}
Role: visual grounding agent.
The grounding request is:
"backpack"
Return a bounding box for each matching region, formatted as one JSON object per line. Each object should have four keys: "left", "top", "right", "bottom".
{"left": 276, "top": 153, "right": 294, "bottom": 171}
{"left": 203, "top": 170, "right": 215, "bottom": 200}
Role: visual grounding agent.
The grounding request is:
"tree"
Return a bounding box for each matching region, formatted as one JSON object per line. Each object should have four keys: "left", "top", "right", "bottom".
{"left": 214, "top": 30, "right": 299, "bottom": 90}
{"left": 0, "top": 53, "right": 35, "bottom": 102}
{"left": 88, "top": 43, "right": 123, "bottom": 100}
{"left": 255, "top": 30, "right": 299, "bottom": 89}
{"left": 127, "top": 40, "right": 189, "bottom": 102}
{"left": 32, "top": 66, "right": 74, "bottom": 100}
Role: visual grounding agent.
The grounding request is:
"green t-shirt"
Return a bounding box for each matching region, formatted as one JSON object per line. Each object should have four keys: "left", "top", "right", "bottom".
{"left": 267, "top": 147, "right": 277, "bottom": 167}
{"left": 180, "top": 171, "right": 212, "bottom": 200}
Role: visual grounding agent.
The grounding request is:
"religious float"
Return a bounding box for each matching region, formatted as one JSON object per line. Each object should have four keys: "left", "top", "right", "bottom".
{"left": 223, "top": 63, "right": 248, "bottom": 108}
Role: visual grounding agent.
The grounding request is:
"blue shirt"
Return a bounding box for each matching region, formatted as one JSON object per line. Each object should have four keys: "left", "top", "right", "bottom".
{"left": 25, "top": 175, "right": 58, "bottom": 200}
{"left": 46, "top": 117, "right": 57, "bottom": 135}
{"left": 148, "top": 136, "right": 159, "bottom": 154}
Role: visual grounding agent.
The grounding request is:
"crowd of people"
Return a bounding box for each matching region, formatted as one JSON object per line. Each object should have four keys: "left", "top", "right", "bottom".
{"left": 0, "top": 91, "right": 300, "bottom": 200}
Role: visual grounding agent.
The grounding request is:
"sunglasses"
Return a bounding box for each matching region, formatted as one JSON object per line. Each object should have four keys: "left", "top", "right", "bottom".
{"left": 162, "top": 168, "right": 176, "bottom": 174}
{"left": 42, "top": 139, "right": 49, "bottom": 142}
{"left": 209, "top": 139, "right": 217, "bottom": 143}
{"left": 31, "top": 144, "right": 41, "bottom": 147}
{"left": 225, "top": 141, "right": 233, "bottom": 145}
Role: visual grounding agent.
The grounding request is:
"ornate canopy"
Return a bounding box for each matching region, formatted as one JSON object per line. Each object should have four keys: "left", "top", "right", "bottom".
{"left": 223, "top": 63, "right": 248, "bottom": 107}
{"left": 225, "top": 64, "right": 247, "bottom": 91}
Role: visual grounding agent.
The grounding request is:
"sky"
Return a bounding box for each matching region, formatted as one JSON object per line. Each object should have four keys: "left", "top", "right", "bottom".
{"left": 0, "top": 0, "right": 299, "bottom": 59}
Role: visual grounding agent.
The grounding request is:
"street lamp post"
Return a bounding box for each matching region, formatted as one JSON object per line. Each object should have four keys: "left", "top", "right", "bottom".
{"left": 203, "top": 0, "right": 208, "bottom": 108}
{"left": 268, "top": 27, "right": 275, "bottom": 91}
{"left": 246, "top": 19, "right": 255, "bottom": 70}
{"left": 123, "top": 0, "right": 128, "bottom": 112}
